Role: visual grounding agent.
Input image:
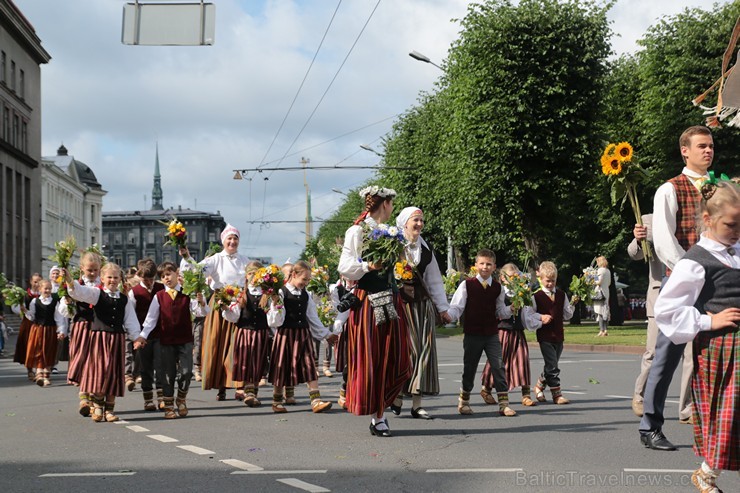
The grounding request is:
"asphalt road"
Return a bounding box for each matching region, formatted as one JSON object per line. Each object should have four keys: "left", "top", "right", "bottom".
{"left": 1, "top": 333, "right": 737, "bottom": 493}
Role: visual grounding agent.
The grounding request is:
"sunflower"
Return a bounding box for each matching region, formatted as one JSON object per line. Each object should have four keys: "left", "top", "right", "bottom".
{"left": 602, "top": 143, "right": 617, "bottom": 158}
{"left": 614, "top": 141, "right": 633, "bottom": 161}
{"left": 607, "top": 157, "right": 623, "bottom": 176}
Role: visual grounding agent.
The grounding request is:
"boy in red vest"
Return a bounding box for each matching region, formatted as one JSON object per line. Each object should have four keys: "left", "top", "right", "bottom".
{"left": 139, "top": 262, "right": 208, "bottom": 419}
{"left": 447, "top": 249, "right": 516, "bottom": 416}
{"left": 524, "top": 261, "right": 575, "bottom": 405}
{"left": 128, "top": 259, "right": 165, "bottom": 410}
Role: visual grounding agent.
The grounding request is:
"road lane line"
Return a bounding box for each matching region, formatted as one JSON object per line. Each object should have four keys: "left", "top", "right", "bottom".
{"left": 126, "top": 425, "right": 149, "bottom": 432}
{"left": 426, "top": 468, "right": 523, "bottom": 473}
{"left": 177, "top": 445, "right": 214, "bottom": 455}
{"left": 147, "top": 434, "right": 179, "bottom": 443}
{"left": 277, "top": 478, "right": 330, "bottom": 492}
{"left": 113, "top": 420, "right": 129, "bottom": 424}
{"left": 605, "top": 395, "right": 632, "bottom": 399}
{"left": 562, "top": 391, "right": 587, "bottom": 395}
{"left": 232, "top": 470, "right": 327, "bottom": 475}
{"left": 220, "top": 459, "right": 263, "bottom": 471}
{"left": 560, "top": 359, "right": 634, "bottom": 364}
{"left": 623, "top": 468, "right": 694, "bottom": 473}
{"left": 40, "top": 472, "right": 136, "bottom": 477}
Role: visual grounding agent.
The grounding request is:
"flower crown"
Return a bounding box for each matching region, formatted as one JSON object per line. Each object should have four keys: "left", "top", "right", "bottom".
{"left": 359, "top": 186, "right": 397, "bottom": 199}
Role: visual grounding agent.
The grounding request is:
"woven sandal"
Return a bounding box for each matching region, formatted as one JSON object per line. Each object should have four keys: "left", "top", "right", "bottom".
{"left": 480, "top": 388, "right": 497, "bottom": 405}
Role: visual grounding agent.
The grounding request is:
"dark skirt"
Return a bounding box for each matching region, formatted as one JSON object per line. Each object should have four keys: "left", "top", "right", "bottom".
{"left": 13, "top": 317, "right": 32, "bottom": 366}
{"left": 232, "top": 327, "right": 271, "bottom": 383}
{"left": 482, "top": 329, "right": 531, "bottom": 390}
{"left": 201, "top": 296, "right": 243, "bottom": 390}
{"left": 268, "top": 327, "right": 316, "bottom": 388}
{"left": 78, "top": 330, "right": 126, "bottom": 397}
{"left": 334, "top": 323, "right": 348, "bottom": 372}
{"left": 691, "top": 329, "right": 738, "bottom": 471}
{"left": 67, "top": 320, "right": 92, "bottom": 385}
{"left": 25, "top": 323, "right": 59, "bottom": 369}
{"left": 345, "top": 289, "right": 411, "bottom": 416}
{"left": 401, "top": 297, "right": 439, "bottom": 395}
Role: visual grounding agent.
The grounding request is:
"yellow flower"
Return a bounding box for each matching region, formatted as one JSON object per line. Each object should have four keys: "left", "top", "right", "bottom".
{"left": 602, "top": 143, "right": 616, "bottom": 158}
{"left": 606, "top": 157, "right": 623, "bottom": 176}
{"left": 614, "top": 142, "right": 633, "bottom": 161}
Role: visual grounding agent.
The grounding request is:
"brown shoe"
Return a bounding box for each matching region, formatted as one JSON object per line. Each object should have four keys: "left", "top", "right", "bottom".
{"left": 176, "top": 399, "right": 188, "bottom": 417}
{"left": 458, "top": 399, "right": 474, "bottom": 415}
{"left": 284, "top": 396, "right": 297, "bottom": 405}
{"left": 534, "top": 379, "right": 547, "bottom": 402}
{"left": 126, "top": 377, "right": 136, "bottom": 392}
{"left": 194, "top": 370, "right": 202, "bottom": 382}
{"left": 272, "top": 403, "right": 287, "bottom": 413}
{"left": 499, "top": 406, "right": 517, "bottom": 417}
{"left": 553, "top": 395, "right": 570, "bottom": 405}
{"left": 243, "top": 394, "right": 261, "bottom": 408}
{"left": 679, "top": 416, "right": 694, "bottom": 425}
{"left": 480, "top": 388, "right": 497, "bottom": 405}
{"left": 691, "top": 466, "right": 721, "bottom": 493}
{"left": 163, "top": 408, "right": 177, "bottom": 419}
{"left": 632, "top": 398, "right": 644, "bottom": 417}
{"left": 105, "top": 411, "right": 119, "bottom": 423}
{"left": 521, "top": 395, "right": 537, "bottom": 407}
{"left": 311, "top": 400, "right": 332, "bottom": 413}
{"left": 79, "top": 400, "right": 91, "bottom": 417}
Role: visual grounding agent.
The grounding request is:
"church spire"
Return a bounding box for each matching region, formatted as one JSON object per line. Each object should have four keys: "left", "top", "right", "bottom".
{"left": 151, "top": 142, "right": 164, "bottom": 210}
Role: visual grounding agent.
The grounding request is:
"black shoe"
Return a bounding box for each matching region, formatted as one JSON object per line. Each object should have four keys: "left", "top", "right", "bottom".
{"left": 390, "top": 402, "right": 402, "bottom": 416}
{"left": 369, "top": 420, "right": 392, "bottom": 437}
{"left": 410, "top": 407, "right": 433, "bottom": 420}
{"left": 640, "top": 430, "right": 677, "bottom": 451}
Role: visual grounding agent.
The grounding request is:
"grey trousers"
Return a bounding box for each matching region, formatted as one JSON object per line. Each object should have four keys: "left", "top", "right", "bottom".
{"left": 192, "top": 316, "right": 205, "bottom": 369}
{"left": 139, "top": 338, "right": 163, "bottom": 392}
{"left": 462, "top": 333, "right": 507, "bottom": 393}
{"left": 161, "top": 342, "right": 193, "bottom": 398}
{"left": 538, "top": 341, "right": 563, "bottom": 388}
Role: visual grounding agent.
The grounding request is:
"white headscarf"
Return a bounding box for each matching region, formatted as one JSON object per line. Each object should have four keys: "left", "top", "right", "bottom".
{"left": 220, "top": 223, "right": 240, "bottom": 243}
{"left": 395, "top": 206, "right": 428, "bottom": 250}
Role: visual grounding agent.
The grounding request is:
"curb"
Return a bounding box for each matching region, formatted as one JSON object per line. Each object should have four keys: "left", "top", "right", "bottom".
{"left": 564, "top": 344, "right": 644, "bottom": 355}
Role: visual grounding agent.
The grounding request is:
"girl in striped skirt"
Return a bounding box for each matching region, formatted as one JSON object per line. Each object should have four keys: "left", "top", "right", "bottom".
{"left": 12, "top": 273, "right": 41, "bottom": 380}
{"left": 391, "top": 207, "right": 451, "bottom": 420}
{"left": 338, "top": 186, "right": 411, "bottom": 437}
{"left": 222, "top": 261, "right": 271, "bottom": 408}
{"left": 654, "top": 181, "right": 740, "bottom": 493}
{"left": 59, "top": 251, "right": 102, "bottom": 416}
{"left": 266, "top": 261, "right": 337, "bottom": 414}
{"left": 480, "top": 263, "right": 537, "bottom": 408}
{"left": 24, "top": 279, "right": 66, "bottom": 387}
{"left": 64, "top": 263, "right": 143, "bottom": 423}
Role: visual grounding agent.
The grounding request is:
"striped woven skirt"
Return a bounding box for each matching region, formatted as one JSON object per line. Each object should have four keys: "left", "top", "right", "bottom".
{"left": 67, "top": 320, "right": 93, "bottom": 385}
{"left": 345, "top": 289, "right": 411, "bottom": 416}
{"left": 232, "top": 327, "right": 271, "bottom": 383}
{"left": 334, "top": 323, "right": 348, "bottom": 372}
{"left": 482, "top": 328, "right": 531, "bottom": 390}
{"left": 78, "top": 330, "right": 126, "bottom": 397}
{"left": 25, "top": 323, "right": 59, "bottom": 369}
{"left": 13, "top": 317, "right": 32, "bottom": 366}
{"left": 200, "top": 296, "right": 243, "bottom": 391}
{"left": 401, "top": 297, "right": 439, "bottom": 395}
{"left": 268, "top": 327, "right": 316, "bottom": 388}
{"left": 691, "top": 328, "right": 739, "bottom": 471}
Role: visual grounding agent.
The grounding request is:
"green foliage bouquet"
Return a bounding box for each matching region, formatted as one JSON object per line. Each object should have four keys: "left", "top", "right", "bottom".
{"left": 307, "top": 265, "right": 330, "bottom": 296}
{"left": 502, "top": 271, "right": 533, "bottom": 314}
{"left": 443, "top": 269, "right": 464, "bottom": 296}
{"left": 49, "top": 236, "right": 77, "bottom": 269}
{"left": 181, "top": 259, "right": 210, "bottom": 299}
{"left": 316, "top": 295, "right": 338, "bottom": 328}
{"left": 569, "top": 266, "right": 599, "bottom": 305}
{"left": 360, "top": 223, "right": 406, "bottom": 269}
{"left": 2, "top": 284, "right": 26, "bottom": 311}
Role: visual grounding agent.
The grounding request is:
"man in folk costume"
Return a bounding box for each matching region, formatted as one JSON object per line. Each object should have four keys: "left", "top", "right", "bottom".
{"left": 639, "top": 125, "right": 714, "bottom": 451}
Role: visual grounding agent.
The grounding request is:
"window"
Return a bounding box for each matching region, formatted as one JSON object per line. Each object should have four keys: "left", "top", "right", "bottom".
{"left": 12, "top": 114, "right": 18, "bottom": 147}
{"left": 104, "top": 233, "right": 110, "bottom": 246}
{"left": 190, "top": 229, "right": 197, "bottom": 243}
{"left": 127, "top": 254, "right": 136, "bottom": 267}
{"left": 10, "top": 61, "right": 15, "bottom": 91}
{"left": 1, "top": 52, "right": 5, "bottom": 83}
{"left": 114, "top": 232, "right": 122, "bottom": 245}
{"left": 128, "top": 231, "right": 137, "bottom": 244}
{"left": 208, "top": 232, "right": 216, "bottom": 242}
{"left": 147, "top": 231, "right": 155, "bottom": 244}
{"left": 19, "top": 70, "right": 24, "bottom": 99}
{"left": 3, "top": 106, "right": 8, "bottom": 141}
{"left": 162, "top": 252, "right": 171, "bottom": 262}
{"left": 20, "top": 121, "right": 27, "bottom": 153}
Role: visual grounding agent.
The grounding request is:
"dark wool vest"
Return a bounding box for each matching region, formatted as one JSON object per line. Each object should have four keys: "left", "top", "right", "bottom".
{"left": 132, "top": 283, "right": 165, "bottom": 338}
{"left": 236, "top": 291, "right": 269, "bottom": 330}
{"left": 24, "top": 290, "right": 38, "bottom": 309}
{"left": 534, "top": 290, "right": 566, "bottom": 343}
{"left": 155, "top": 289, "right": 194, "bottom": 345}
{"left": 462, "top": 278, "right": 501, "bottom": 336}
{"left": 279, "top": 287, "right": 309, "bottom": 329}
{"left": 684, "top": 245, "right": 740, "bottom": 338}
{"left": 34, "top": 295, "right": 60, "bottom": 326}
{"left": 500, "top": 294, "right": 524, "bottom": 331}
{"left": 667, "top": 173, "right": 701, "bottom": 251}
{"left": 92, "top": 292, "right": 128, "bottom": 333}
{"left": 73, "top": 279, "right": 98, "bottom": 323}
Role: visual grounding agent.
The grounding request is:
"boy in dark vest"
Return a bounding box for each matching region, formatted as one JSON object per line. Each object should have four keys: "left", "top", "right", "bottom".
{"left": 127, "top": 258, "right": 165, "bottom": 410}
{"left": 447, "top": 249, "right": 516, "bottom": 416}
{"left": 139, "top": 262, "right": 208, "bottom": 419}
{"left": 524, "top": 261, "right": 575, "bottom": 405}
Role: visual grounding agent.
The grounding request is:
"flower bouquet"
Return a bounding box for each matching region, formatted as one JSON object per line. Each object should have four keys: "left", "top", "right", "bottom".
{"left": 394, "top": 260, "right": 414, "bottom": 282}
{"left": 360, "top": 223, "right": 406, "bottom": 269}
{"left": 600, "top": 142, "right": 652, "bottom": 260}
{"left": 307, "top": 265, "right": 330, "bottom": 296}
{"left": 49, "top": 236, "right": 77, "bottom": 269}
{"left": 569, "top": 266, "right": 599, "bottom": 305}
{"left": 85, "top": 243, "right": 108, "bottom": 263}
{"left": 316, "top": 295, "right": 338, "bottom": 328}
{"left": 502, "top": 271, "right": 533, "bottom": 314}
{"left": 443, "top": 269, "right": 464, "bottom": 296}
{"left": 162, "top": 217, "right": 187, "bottom": 248}
{"left": 2, "top": 284, "right": 26, "bottom": 311}
{"left": 213, "top": 284, "right": 241, "bottom": 308}
{"left": 181, "top": 259, "right": 210, "bottom": 299}
{"left": 467, "top": 265, "right": 478, "bottom": 278}
{"left": 250, "top": 264, "right": 285, "bottom": 310}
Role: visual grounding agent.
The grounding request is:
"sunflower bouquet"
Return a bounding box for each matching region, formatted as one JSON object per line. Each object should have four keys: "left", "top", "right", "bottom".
{"left": 394, "top": 260, "right": 415, "bottom": 282}
{"left": 316, "top": 295, "right": 338, "bottom": 328}
{"left": 162, "top": 217, "right": 187, "bottom": 248}
{"left": 213, "top": 284, "right": 242, "bottom": 308}
{"left": 181, "top": 259, "right": 210, "bottom": 299}
{"left": 49, "top": 236, "right": 77, "bottom": 269}
{"left": 360, "top": 223, "right": 406, "bottom": 269}
{"left": 2, "top": 284, "right": 27, "bottom": 311}
{"left": 306, "top": 265, "right": 330, "bottom": 296}
{"left": 502, "top": 271, "right": 533, "bottom": 314}
{"left": 250, "top": 264, "right": 285, "bottom": 310}
{"left": 569, "top": 266, "right": 599, "bottom": 305}
{"left": 600, "top": 141, "right": 652, "bottom": 260}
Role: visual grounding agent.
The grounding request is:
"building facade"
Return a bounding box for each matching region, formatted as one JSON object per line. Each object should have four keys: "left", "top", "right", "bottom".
{"left": 40, "top": 144, "right": 106, "bottom": 274}
{"left": 0, "top": 0, "right": 50, "bottom": 285}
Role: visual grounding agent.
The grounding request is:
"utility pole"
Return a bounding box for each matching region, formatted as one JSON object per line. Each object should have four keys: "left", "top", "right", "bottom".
{"left": 301, "top": 157, "right": 312, "bottom": 247}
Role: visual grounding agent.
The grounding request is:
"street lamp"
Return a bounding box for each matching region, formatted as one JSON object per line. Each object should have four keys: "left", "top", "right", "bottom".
{"left": 331, "top": 188, "right": 349, "bottom": 197}
{"left": 359, "top": 144, "right": 384, "bottom": 157}
{"left": 409, "top": 50, "right": 443, "bottom": 71}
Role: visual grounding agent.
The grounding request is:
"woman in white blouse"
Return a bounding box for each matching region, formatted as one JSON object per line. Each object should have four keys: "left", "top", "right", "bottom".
{"left": 593, "top": 256, "right": 611, "bottom": 337}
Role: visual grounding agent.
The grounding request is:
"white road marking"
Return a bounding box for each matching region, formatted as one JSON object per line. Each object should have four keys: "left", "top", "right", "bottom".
{"left": 426, "top": 468, "right": 524, "bottom": 473}
{"left": 665, "top": 399, "right": 679, "bottom": 404}
{"left": 623, "top": 468, "right": 694, "bottom": 473}
{"left": 40, "top": 472, "right": 136, "bottom": 477}
{"left": 220, "top": 459, "right": 263, "bottom": 471}
{"left": 232, "top": 470, "right": 327, "bottom": 475}
{"left": 113, "top": 420, "right": 129, "bottom": 424}
{"left": 277, "top": 478, "right": 330, "bottom": 492}
{"left": 605, "top": 395, "right": 633, "bottom": 399}
{"left": 147, "top": 434, "right": 179, "bottom": 443}
{"left": 126, "top": 425, "right": 149, "bottom": 432}
{"left": 177, "top": 445, "right": 214, "bottom": 455}
{"left": 560, "top": 359, "right": 634, "bottom": 364}
{"left": 561, "top": 391, "right": 587, "bottom": 395}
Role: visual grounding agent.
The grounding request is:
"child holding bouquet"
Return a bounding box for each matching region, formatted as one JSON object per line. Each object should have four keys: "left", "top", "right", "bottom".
{"left": 12, "top": 273, "right": 41, "bottom": 378}
{"left": 221, "top": 261, "right": 272, "bottom": 407}
{"left": 24, "top": 279, "right": 66, "bottom": 386}
{"left": 266, "top": 261, "right": 338, "bottom": 413}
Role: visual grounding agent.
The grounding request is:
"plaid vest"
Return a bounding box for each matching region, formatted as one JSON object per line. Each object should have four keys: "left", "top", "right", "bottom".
{"left": 667, "top": 174, "right": 701, "bottom": 252}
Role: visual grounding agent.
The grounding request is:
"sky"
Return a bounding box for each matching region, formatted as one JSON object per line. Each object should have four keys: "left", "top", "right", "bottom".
{"left": 13, "top": 0, "right": 732, "bottom": 264}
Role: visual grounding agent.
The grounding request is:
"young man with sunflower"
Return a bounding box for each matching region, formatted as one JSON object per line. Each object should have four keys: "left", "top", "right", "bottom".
{"left": 638, "top": 125, "right": 713, "bottom": 451}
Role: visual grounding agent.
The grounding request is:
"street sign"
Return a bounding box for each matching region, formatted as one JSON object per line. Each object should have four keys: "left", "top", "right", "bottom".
{"left": 122, "top": 2, "right": 215, "bottom": 46}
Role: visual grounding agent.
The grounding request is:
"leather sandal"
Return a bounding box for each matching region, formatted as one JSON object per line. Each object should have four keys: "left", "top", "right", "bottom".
{"left": 243, "top": 394, "right": 261, "bottom": 407}
{"left": 499, "top": 406, "right": 517, "bottom": 417}
{"left": 521, "top": 395, "right": 537, "bottom": 407}
{"left": 480, "top": 388, "right": 497, "bottom": 405}
{"left": 311, "top": 400, "right": 332, "bottom": 413}
{"left": 534, "top": 382, "right": 546, "bottom": 402}
{"left": 458, "top": 401, "right": 474, "bottom": 415}
{"left": 272, "top": 403, "right": 287, "bottom": 413}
